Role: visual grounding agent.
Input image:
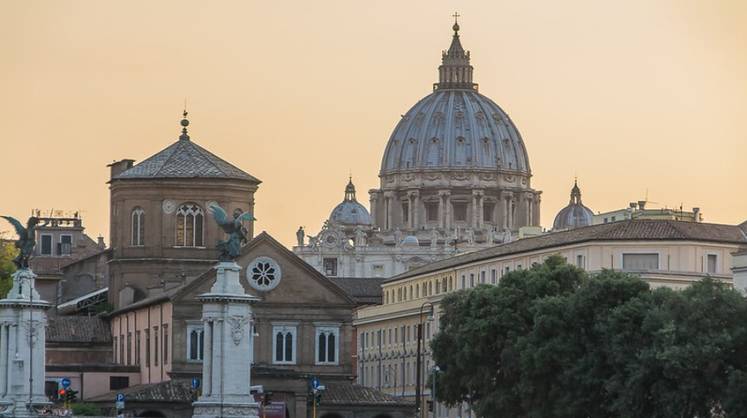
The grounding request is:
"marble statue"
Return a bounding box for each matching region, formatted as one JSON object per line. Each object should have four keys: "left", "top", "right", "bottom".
{"left": 430, "top": 228, "right": 439, "bottom": 249}
{"left": 296, "top": 226, "right": 305, "bottom": 247}
{"left": 393, "top": 228, "right": 403, "bottom": 246}
{"left": 208, "top": 203, "right": 255, "bottom": 261}
{"left": 465, "top": 228, "right": 475, "bottom": 245}
{"left": 486, "top": 225, "right": 495, "bottom": 244}
{"left": 354, "top": 226, "right": 367, "bottom": 247}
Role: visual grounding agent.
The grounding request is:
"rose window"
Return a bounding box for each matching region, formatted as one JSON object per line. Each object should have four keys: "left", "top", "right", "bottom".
{"left": 246, "top": 257, "right": 282, "bottom": 291}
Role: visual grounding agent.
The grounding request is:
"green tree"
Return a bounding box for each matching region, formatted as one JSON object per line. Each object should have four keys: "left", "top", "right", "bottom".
{"left": 431, "top": 255, "right": 585, "bottom": 417}
{"left": 0, "top": 240, "right": 16, "bottom": 298}
{"left": 432, "top": 256, "right": 747, "bottom": 418}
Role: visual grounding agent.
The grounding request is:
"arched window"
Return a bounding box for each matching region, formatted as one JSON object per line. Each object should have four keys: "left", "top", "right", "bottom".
{"left": 131, "top": 207, "right": 145, "bottom": 246}
{"left": 176, "top": 203, "right": 204, "bottom": 247}
{"left": 272, "top": 325, "right": 296, "bottom": 364}
{"left": 316, "top": 327, "right": 339, "bottom": 364}
{"left": 187, "top": 325, "right": 204, "bottom": 361}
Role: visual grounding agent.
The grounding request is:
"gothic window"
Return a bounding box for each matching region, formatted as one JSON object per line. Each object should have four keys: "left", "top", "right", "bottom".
{"left": 316, "top": 326, "right": 340, "bottom": 365}
{"left": 247, "top": 257, "right": 283, "bottom": 291}
{"left": 175, "top": 203, "right": 204, "bottom": 247}
{"left": 131, "top": 207, "right": 145, "bottom": 246}
{"left": 187, "top": 325, "right": 204, "bottom": 361}
{"left": 272, "top": 325, "right": 296, "bottom": 364}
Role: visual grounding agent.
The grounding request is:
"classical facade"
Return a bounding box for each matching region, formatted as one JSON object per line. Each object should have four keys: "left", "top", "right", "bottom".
{"left": 296, "top": 20, "right": 541, "bottom": 279}
{"left": 354, "top": 219, "right": 747, "bottom": 417}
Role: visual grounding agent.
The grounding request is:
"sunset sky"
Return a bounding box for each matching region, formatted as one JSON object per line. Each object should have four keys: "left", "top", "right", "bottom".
{"left": 1, "top": 0, "right": 745, "bottom": 247}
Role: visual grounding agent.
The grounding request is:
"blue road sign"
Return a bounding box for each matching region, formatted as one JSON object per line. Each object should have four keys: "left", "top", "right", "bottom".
{"left": 60, "top": 378, "right": 71, "bottom": 389}
{"left": 116, "top": 393, "right": 125, "bottom": 402}
{"left": 191, "top": 377, "right": 201, "bottom": 389}
{"left": 311, "top": 377, "right": 320, "bottom": 389}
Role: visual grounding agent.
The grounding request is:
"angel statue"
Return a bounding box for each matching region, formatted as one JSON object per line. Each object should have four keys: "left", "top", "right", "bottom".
{"left": 1, "top": 215, "right": 42, "bottom": 269}
{"left": 208, "top": 203, "right": 256, "bottom": 261}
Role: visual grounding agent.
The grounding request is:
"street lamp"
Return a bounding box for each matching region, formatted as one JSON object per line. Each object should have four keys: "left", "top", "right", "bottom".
{"left": 415, "top": 301, "right": 434, "bottom": 418}
{"left": 431, "top": 365, "right": 440, "bottom": 418}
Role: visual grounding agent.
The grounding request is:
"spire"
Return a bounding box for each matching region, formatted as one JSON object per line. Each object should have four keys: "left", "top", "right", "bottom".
{"left": 179, "top": 109, "right": 190, "bottom": 141}
{"left": 570, "top": 179, "right": 582, "bottom": 204}
{"left": 434, "top": 13, "right": 477, "bottom": 91}
{"left": 344, "top": 177, "right": 357, "bottom": 202}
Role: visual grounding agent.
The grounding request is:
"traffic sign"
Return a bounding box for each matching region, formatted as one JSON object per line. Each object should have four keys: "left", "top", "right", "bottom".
{"left": 116, "top": 393, "right": 125, "bottom": 402}
{"left": 60, "top": 378, "right": 71, "bottom": 389}
{"left": 310, "top": 376, "right": 320, "bottom": 390}
{"left": 191, "top": 377, "right": 201, "bottom": 389}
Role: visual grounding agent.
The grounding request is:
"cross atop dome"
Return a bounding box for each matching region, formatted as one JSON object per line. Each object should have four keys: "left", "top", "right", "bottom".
{"left": 434, "top": 13, "right": 477, "bottom": 91}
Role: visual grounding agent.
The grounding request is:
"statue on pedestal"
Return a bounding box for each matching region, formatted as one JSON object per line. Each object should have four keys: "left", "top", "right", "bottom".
{"left": 207, "top": 203, "right": 256, "bottom": 261}
{"left": 296, "top": 226, "right": 305, "bottom": 246}
{"left": 1, "top": 216, "right": 44, "bottom": 269}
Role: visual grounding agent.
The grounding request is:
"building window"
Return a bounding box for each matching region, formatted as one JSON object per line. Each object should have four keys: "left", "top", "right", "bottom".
{"left": 323, "top": 257, "right": 338, "bottom": 277}
{"left": 470, "top": 273, "right": 475, "bottom": 287}
{"left": 426, "top": 202, "right": 439, "bottom": 222}
{"left": 144, "top": 329, "right": 150, "bottom": 366}
{"left": 622, "top": 253, "right": 659, "bottom": 270}
{"left": 131, "top": 207, "right": 145, "bottom": 246}
{"left": 481, "top": 271, "right": 486, "bottom": 284}
{"left": 461, "top": 275, "right": 466, "bottom": 289}
{"left": 483, "top": 203, "right": 495, "bottom": 223}
{"left": 175, "top": 203, "right": 204, "bottom": 247}
{"left": 109, "top": 376, "right": 129, "bottom": 391}
{"left": 58, "top": 234, "right": 73, "bottom": 255}
{"left": 372, "top": 264, "right": 384, "bottom": 277}
{"left": 491, "top": 269, "right": 497, "bottom": 284}
{"left": 135, "top": 331, "right": 141, "bottom": 366}
{"left": 453, "top": 202, "right": 467, "bottom": 222}
{"left": 119, "top": 334, "right": 124, "bottom": 365}
{"left": 126, "top": 332, "right": 132, "bottom": 365}
{"left": 576, "top": 255, "right": 585, "bottom": 269}
{"left": 40, "top": 234, "right": 53, "bottom": 256}
{"left": 163, "top": 324, "right": 169, "bottom": 365}
{"left": 153, "top": 326, "right": 159, "bottom": 366}
{"left": 316, "top": 326, "right": 340, "bottom": 365}
{"left": 272, "top": 325, "right": 297, "bottom": 364}
{"left": 187, "top": 325, "right": 204, "bottom": 361}
{"left": 113, "top": 336, "right": 118, "bottom": 363}
{"left": 707, "top": 254, "right": 718, "bottom": 274}
{"left": 402, "top": 202, "right": 409, "bottom": 224}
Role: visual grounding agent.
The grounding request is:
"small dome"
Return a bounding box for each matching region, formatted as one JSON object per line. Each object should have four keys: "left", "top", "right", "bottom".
{"left": 401, "top": 235, "right": 420, "bottom": 247}
{"left": 329, "top": 178, "right": 372, "bottom": 226}
{"left": 553, "top": 180, "right": 594, "bottom": 230}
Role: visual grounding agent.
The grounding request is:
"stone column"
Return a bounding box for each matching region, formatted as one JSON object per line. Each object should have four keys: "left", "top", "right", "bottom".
{"left": 0, "top": 269, "right": 52, "bottom": 417}
{"left": 410, "top": 191, "right": 420, "bottom": 230}
{"left": 438, "top": 191, "right": 446, "bottom": 229}
{"left": 473, "top": 190, "right": 484, "bottom": 229}
{"left": 193, "top": 262, "right": 260, "bottom": 418}
{"left": 369, "top": 191, "right": 379, "bottom": 228}
{"left": 471, "top": 193, "right": 478, "bottom": 229}
{"left": 384, "top": 192, "right": 395, "bottom": 231}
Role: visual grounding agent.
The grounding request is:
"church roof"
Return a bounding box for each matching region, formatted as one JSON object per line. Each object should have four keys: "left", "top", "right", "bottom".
{"left": 320, "top": 382, "right": 413, "bottom": 407}
{"left": 329, "top": 277, "right": 383, "bottom": 305}
{"left": 114, "top": 113, "right": 260, "bottom": 183}
{"left": 47, "top": 316, "right": 111, "bottom": 344}
{"left": 386, "top": 219, "right": 747, "bottom": 283}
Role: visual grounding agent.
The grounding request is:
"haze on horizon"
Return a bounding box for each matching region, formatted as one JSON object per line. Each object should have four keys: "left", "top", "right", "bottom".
{"left": 1, "top": 0, "right": 745, "bottom": 247}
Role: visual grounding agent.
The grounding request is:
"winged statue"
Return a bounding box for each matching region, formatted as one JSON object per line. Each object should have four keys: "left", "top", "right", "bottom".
{"left": 1, "top": 216, "right": 42, "bottom": 269}
{"left": 208, "top": 203, "right": 256, "bottom": 261}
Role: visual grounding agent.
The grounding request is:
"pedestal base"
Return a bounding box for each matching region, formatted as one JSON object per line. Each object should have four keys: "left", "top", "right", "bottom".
{"left": 0, "top": 399, "right": 54, "bottom": 417}
{"left": 192, "top": 400, "right": 260, "bottom": 418}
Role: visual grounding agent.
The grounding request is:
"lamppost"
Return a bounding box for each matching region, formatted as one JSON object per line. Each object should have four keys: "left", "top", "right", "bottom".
{"left": 415, "top": 301, "right": 434, "bottom": 418}
{"left": 431, "top": 365, "right": 440, "bottom": 417}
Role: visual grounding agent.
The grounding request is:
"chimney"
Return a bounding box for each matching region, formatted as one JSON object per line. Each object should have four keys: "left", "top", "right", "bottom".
{"left": 108, "top": 159, "right": 135, "bottom": 180}
{"left": 97, "top": 235, "right": 106, "bottom": 249}
{"left": 637, "top": 200, "right": 647, "bottom": 210}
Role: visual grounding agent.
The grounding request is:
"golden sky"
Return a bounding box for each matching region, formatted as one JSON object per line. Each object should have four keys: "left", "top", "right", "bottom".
{"left": 1, "top": 0, "right": 745, "bottom": 246}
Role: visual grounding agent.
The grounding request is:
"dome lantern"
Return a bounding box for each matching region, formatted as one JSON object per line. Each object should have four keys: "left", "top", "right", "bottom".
{"left": 435, "top": 13, "right": 477, "bottom": 92}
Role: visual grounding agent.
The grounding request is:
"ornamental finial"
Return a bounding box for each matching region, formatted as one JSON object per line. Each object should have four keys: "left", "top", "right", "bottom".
{"left": 452, "top": 12, "right": 460, "bottom": 33}
{"left": 179, "top": 105, "right": 190, "bottom": 141}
